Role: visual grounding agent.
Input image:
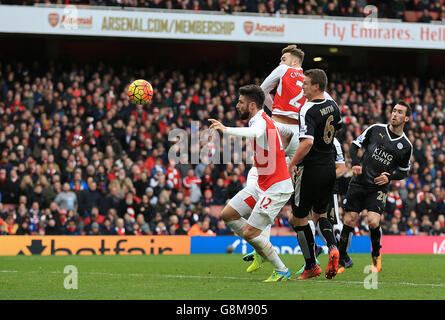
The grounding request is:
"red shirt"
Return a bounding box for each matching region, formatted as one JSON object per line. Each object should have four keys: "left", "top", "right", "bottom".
{"left": 166, "top": 167, "right": 181, "bottom": 190}
{"left": 253, "top": 112, "right": 290, "bottom": 191}
{"left": 183, "top": 176, "right": 202, "bottom": 196}
{"left": 261, "top": 65, "right": 306, "bottom": 121}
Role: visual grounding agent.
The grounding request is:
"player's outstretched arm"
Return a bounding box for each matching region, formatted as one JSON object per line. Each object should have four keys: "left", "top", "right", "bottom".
{"left": 209, "top": 119, "right": 263, "bottom": 139}
{"left": 209, "top": 119, "right": 226, "bottom": 133}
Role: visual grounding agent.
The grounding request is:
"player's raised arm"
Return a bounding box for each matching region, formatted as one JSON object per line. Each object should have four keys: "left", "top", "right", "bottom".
{"left": 260, "top": 64, "right": 287, "bottom": 110}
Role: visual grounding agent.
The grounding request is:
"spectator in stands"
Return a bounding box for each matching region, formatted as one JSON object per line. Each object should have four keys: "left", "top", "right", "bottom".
{"left": 418, "top": 9, "right": 433, "bottom": 23}
{"left": 114, "top": 218, "right": 128, "bottom": 235}
{"left": 402, "top": 190, "right": 417, "bottom": 217}
{"left": 406, "top": 220, "right": 421, "bottom": 236}
{"left": 183, "top": 168, "right": 201, "bottom": 197}
{"left": 16, "top": 218, "right": 31, "bottom": 235}
{"left": 387, "top": 221, "right": 401, "bottom": 235}
{"left": 200, "top": 217, "right": 216, "bottom": 236}
{"left": 431, "top": 220, "right": 445, "bottom": 235}
{"left": 1, "top": 56, "right": 445, "bottom": 237}
{"left": 54, "top": 182, "right": 78, "bottom": 213}
{"left": 202, "top": 0, "right": 220, "bottom": 11}
{"left": 417, "top": 192, "right": 436, "bottom": 221}
{"left": 154, "top": 221, "right": 168, "bottom": 235}
{"left": 212, "top": 178, "right": 227, "bottom": 205}
{"left": 187, "top": 220, "right": 203, "bottom": 236}
{"left": 45, "top": 217, "right": 62, "bottom": 235}
{"left": 419, "top": 215, "right": 433, "bottom": 234}
{"left": 79, "top": 181, "right": 101, "bottom": 216}
{"left": 201, "top": 189, "right": 214, "bottom": 207}
{"left": 64, "top": 218, "right": 81, "bottom": 235}
{"left": 86, "top": 222, "right": 101, "bottom": 235}
{"left": 439, "top": 8, "right": 445, "bottom": 21}
{"left": 226, "top": 173, "right": 243, "bottom": 200}
{"left": 391, "top": 0, "right": 406, "bottom": 19}
{"left": 325, "top": 1, "right": 340, "bottom": 16}
{"left": 100, "top": 218, "right": 117, "bottom": 235}
{"left": 215, "top": 219, "right": 232, "bottom": 235}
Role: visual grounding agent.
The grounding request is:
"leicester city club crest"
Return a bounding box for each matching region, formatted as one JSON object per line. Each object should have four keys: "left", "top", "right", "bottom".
{"left": 397, "top": 142, "right": 403, "bottom": 150}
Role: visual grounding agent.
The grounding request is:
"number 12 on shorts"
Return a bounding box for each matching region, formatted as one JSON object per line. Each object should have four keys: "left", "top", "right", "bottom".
{"left": 259, "top": 197, "right": 272, "bottom": 209}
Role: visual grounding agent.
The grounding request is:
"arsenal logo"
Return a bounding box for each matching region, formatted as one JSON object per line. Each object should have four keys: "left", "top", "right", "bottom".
{"left": 244, "top": 21, "right": 254, "bottom": 35}
{"left": 48, "top": 13, "right": 59, "bottom": 28}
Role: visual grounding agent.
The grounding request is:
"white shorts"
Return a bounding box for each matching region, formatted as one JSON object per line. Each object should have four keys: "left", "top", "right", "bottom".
{"left": 247, "top": 178, "right": 293, "bottom": 231}
{"left": 228, "top": 167, "right": 259, "bottom": 218}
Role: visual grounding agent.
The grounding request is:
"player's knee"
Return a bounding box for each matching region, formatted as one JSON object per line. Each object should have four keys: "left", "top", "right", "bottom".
{"left": 221, "top": 206, "right": 239, "bottom": 223}
{"left": 243, "top": 224, "right": 260, "bottom": 240}
{"left": 343, "top": 212, "right": 358, "bottom": 226}
{"left": 367, "top": 213, "right": 380, "bottom": 229}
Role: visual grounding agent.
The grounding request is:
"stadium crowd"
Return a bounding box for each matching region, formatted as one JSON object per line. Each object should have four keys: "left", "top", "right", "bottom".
{"left": 1, "top": 0, "right": 445, "bottom": 23}
{"left": 0, "top": 59, "right": 444, "bottom": 237}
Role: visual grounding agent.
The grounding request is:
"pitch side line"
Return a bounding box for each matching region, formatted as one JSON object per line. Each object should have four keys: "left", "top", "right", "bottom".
{"left": 1, "top": 270, "right": 445, "bottom": 288}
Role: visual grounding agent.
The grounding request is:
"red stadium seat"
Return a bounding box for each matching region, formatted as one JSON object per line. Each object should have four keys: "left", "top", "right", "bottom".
{"left": 430, "top": 12, "right": 439, "bottom": 20}
{"left": 404, "top": 11, "right": 420, "bottom": 22}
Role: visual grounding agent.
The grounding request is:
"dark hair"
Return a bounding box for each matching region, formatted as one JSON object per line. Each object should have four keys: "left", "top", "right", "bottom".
{"left": 396, "top": 100, "right": 412, "bottom": 117}
{"left": 282, "top": 44, "right": 305, "bottom": 65}
{"left": 239, "top": 85, "right": 265, "bottom": 108}
{"left": 304, "top": 69, "right": 327, "bottom": 92}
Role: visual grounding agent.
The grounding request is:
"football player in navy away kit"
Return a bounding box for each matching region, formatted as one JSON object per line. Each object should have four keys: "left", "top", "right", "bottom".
{"left": 338, "top": 101, "right": 413, "bottom": 273}
{"left": 288, "top": 69, "right": 343, "bottom": 280}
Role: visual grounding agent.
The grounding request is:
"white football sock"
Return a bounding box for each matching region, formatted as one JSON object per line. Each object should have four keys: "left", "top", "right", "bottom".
{"left": 261, "top": 224, "right": 271, "bottom": 240}
{"left": 249, "top": 234, "right": 287, "bottom": 272}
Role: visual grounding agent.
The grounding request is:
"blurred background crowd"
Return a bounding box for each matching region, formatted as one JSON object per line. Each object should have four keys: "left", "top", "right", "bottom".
{"left": 1, "top": 0, "right": 445, "bottom": 23}
{"left": 0, "top": 57, "right": 444, "bottom": 237}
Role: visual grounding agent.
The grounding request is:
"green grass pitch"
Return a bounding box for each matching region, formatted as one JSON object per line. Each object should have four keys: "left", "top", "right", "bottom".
{"left": 0, "top": 254, "right": 444, "bottom": 300}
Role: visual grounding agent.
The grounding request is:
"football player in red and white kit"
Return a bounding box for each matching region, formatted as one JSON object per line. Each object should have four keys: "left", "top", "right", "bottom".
{"left": 238, "top": 45, "right": 306, "bottom": 268}
{"left": 261, "top": 44, "right": 306, "bottom": 157}
{"left": 209, "top": 85, "right": 294, "bottom": 282}
{"left": 240, "top": 45, "right": 315, "bottom": 271}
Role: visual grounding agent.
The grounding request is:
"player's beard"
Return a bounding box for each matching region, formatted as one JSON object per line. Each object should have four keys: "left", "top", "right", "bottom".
{"left": 391, "top": 118, "right": 404, "bottom": 128}
{"left": 239, "top": 109, "right": 250, "bottom": 120}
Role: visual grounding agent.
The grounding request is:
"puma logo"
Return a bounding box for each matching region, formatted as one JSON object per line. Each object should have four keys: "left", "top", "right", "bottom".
{"left": 379, "top": 133, "right": 384, "bottom": 139}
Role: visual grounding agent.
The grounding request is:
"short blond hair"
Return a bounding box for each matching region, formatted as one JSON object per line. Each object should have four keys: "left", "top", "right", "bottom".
{"left": 282, "top": 45, "right": 304, "bottom": 65}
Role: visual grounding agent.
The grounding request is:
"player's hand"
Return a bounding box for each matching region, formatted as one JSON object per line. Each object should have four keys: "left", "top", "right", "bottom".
{"left": 374, "top": 172, "right": 390, "bottom": 186}
{"left": 209, "top": 119, "right": 226, "bottom": 133}
{"left": 352, "top": 165, "right": 362, "bottom": 176}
